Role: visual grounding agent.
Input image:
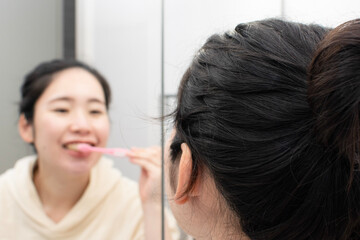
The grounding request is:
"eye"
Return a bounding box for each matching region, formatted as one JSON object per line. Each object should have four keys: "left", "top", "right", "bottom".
{"left": 54, "top": 108, "right": 69, "bottom": 113}
{"left": 90, "top": 109, "right": 103, "bottom": 115}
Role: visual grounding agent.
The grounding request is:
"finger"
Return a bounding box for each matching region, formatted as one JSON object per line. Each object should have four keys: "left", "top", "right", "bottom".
{"left": 127, "top": 148, "right": 154, "bottom": 157}
{"left": 131, "top": 146, "right": 160, "bottom": 151}
{"left": 128, "top": 149, "right": 160, "bottom": 159}
{"left": 129, "top": 146, "right": 161, "bottom": 155}
{"left": 127, "top": 148, "right": 161, "bottom": 165}
{"left": 128, "top": 155, "right": 161, "bottom": 167}
{"left": 129, "top": 158, "right": 161, "bottom": 174}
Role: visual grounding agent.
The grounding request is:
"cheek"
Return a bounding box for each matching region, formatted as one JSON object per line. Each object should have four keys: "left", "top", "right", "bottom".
{"left": 164, "top": 132, "right": 179, "bottom": 196}
{"left": 33, "top": 114, "right": 65, "bottom": 140}
{"left": 164, "top": 153, "right": 173, "bottom": 199}
{"left": 94, "top": 117, "right": 110, "bottom": 142}
{"left": 164, "top": 159, "right": 172, "bottom": 196}
{"left": 31, "top": 117, "right": 65, "bottom": 154}
{"left": 165, "top": 152, "right": 178, "bottom": 198}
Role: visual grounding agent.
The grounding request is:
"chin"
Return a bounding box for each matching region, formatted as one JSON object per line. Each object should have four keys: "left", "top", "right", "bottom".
{"left": 65, "top": 158, "right": 99, "bottom": 175}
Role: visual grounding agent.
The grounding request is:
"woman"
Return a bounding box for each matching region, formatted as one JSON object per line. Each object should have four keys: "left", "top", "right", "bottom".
{"left": 0, "top": 59, "right": 178, "bottom": 239}
{"left": 162, "top": 18, "right": 360, "bottom": 239}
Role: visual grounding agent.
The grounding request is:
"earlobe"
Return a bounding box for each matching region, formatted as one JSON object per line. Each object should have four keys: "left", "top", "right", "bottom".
{"left": 174, "top": 143, "right": 200, "bottom": 205}
{"left": 18, "top": 114, "right": 34, "bottom": 143}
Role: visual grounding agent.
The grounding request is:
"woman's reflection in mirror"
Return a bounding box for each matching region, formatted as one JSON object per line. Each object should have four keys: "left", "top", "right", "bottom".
{"left": 0, "top": 59, "right": 179, "bottom": 240}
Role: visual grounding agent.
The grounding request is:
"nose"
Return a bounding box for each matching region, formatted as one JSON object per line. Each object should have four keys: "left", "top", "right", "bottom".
{"left": 69, "top": 110, "right": 92, "bottom": 135}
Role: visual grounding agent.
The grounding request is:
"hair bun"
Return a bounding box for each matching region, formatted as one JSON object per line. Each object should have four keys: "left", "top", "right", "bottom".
{"left": 308, "top": 19, "right": 360, "bottom": 168}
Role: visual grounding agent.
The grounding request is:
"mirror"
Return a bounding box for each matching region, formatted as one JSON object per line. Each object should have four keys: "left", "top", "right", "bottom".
{"left": 1, "top": 0, "right": 360, "bottom": 239}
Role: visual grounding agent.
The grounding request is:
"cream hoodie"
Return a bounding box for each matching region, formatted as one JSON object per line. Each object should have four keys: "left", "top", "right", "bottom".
{"left": 0, "top": 156, "right": 170, "bottom": 240}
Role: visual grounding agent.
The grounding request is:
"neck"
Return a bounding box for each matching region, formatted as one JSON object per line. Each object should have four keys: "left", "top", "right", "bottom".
{"left": 191, "top": 175, "right": 251, "bottom": 240}
{"left": 33, "top": 161, "right": 90, "bottom": 223}
{"left": 210, "top": 218, "right": 250, "bottom": 240}
{"left": 194, "top": 209, "right": 250, "bottom": 240}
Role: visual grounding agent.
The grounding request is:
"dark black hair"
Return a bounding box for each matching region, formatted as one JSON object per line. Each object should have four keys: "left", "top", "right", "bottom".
{"left": 168, "top": 18, "right": 360, "bottom": 239}
{"left": 19, "top": 59, "right": 111, "bottom": 123}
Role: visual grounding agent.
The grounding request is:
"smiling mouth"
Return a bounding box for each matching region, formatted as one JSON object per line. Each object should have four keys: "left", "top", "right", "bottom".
{"left": 63, "top": 142, "right": 95, "bottom": 150}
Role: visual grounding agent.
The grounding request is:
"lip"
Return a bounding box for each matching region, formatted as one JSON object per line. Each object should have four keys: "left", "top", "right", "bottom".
{"left": 67, "top": 149, "right": 92, "bottom": 158}
{"left": 62, "top": 140, "right": 96, "bottom": 149}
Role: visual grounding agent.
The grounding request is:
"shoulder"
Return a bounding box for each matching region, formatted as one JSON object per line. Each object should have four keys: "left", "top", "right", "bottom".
{"left": 0, "top": 156, "right": 36, "bottom": 221}
{"left": 112, "top": 173, "right": 141, "bottom": 205}
{"left": 93, "top": 158, "right": 144, "bottom": 238}
{"left": 118, "top": 175, "right": 139, "bottom": 193}
{"left": 0, "top": 155, "right": 36, "bottom": 188}
{"left": 94, "top": 157, "right": 141, "bottom": 206}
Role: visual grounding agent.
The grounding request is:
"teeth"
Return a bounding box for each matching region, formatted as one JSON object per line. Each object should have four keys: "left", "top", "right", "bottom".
{"left": 64, "top": 143, "right": 94, "bottom": 150}
{"left": 66, "top": 143, "right": 80, "bottom": 150}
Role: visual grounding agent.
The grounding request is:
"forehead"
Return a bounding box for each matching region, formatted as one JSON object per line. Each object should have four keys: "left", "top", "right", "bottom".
{"left": 41, "top": 67, "right": 105, "bottom": 101}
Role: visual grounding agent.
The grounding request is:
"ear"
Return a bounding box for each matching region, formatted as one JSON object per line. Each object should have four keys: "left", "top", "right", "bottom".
{"left": 18, "top": 114, "right": 34, "bottom": 143}
{"left": 174, "top": 143, "right": 200, "bottom": 204}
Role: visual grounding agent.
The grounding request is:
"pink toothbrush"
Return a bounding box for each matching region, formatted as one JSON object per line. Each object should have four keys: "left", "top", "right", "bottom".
{"left": 67, "top": 143, "right": 130, "bottom": 157}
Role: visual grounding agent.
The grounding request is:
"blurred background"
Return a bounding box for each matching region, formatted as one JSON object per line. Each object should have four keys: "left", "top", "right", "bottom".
{"left": 1, "top": 0, "right": 360, "bottom": 182}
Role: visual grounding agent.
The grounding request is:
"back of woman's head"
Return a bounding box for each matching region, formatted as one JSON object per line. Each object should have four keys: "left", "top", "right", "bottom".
{"left": 170, "top": 18, "right": 360, "bottom": 239}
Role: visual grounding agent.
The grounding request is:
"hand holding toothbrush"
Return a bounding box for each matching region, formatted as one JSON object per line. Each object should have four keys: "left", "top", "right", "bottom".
{"left": 126, "top": 146, "right": 162, "bottom": 204}
{"left": 127, "top": 146, "right": 174, "bottom": 240}
{"left": 67, "top": 143, "right": 162, "bottom": 204}
{"left": 66, "top": 143, "right": 172, "bottom": 239}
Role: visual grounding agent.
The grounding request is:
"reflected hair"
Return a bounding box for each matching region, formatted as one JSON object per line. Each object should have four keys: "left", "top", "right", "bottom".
{"left": 19, "top": 59, "right": 111, "bottom": 123}
{"left": 169, "top": 18, "right": 360, "bottom": 239}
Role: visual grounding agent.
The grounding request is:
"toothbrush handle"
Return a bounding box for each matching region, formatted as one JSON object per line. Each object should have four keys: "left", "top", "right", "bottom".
{"left": 90, "top": 147, "right": 129, "bottom": 157}
{"left": 110, "top": 148, "right": 130, "bottom": 157}
{"left": 88, "top": 147, "right": 110, "bottom": 154}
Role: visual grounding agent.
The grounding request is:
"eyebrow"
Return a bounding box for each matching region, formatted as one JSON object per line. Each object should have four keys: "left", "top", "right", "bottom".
{"left": 48, "top": 96, "right": 105, "bottom": 104}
